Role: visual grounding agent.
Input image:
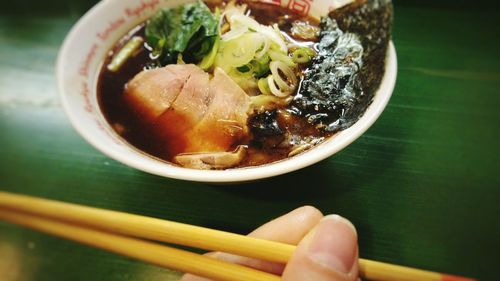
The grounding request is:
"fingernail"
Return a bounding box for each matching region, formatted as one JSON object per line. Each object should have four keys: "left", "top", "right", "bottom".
{"left": 307, "top": 215, "right": 358, "bottom": 274}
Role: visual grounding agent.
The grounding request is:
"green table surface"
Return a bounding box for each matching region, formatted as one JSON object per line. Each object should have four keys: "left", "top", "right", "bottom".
{"left": 1, "top": 1, "right": 499, "bottom": 280}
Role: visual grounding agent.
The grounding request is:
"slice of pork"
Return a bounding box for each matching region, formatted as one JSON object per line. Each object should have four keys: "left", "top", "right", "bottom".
{"left": 124, "top": 64, "right": 250, "bottom": 167}
{"left": 160, "top": 67, "right": 211, "bottom": 125}
{"left": 154, "top": 68, "right": 211, "bottom": 156}
{"left": 124, "top": 64, "right": 202, "bottom": 123}
{"left": 184, "top": 67, "right": 251, "bottom": 153}
{"left": 174, "top": 146, "right": 246, "bottom": 170}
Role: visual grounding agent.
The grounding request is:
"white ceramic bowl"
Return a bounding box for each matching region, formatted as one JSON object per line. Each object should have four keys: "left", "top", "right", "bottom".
{"left": 57, "top": 0, "right": 397, "bottom": 183}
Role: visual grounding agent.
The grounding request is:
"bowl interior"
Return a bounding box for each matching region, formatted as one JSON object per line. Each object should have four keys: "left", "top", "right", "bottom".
{"left": 57, "top": 0, "right": 397, "bottom": 183}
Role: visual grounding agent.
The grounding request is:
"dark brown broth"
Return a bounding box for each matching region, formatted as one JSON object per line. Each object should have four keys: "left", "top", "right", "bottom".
{"left": 97, "top": 3, "right": 329, "bottom": 168}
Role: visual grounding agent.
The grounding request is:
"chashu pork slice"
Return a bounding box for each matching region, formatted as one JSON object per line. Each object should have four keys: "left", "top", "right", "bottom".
{"left": 124, "top": 64, "right": 250, "bottom": 168}
{"left": 184, "top": 67, "right": 251, "bottom": 152}
{"left": 154, "top": 67, "right": 211, "bottom": 157}
{"left": 174, "top": 68, "right": 251, "bottom": 169}
{"left": 175, "top": 146, "right": 247, "bottom": 170}
{"left": 124, "top": 64, "right": 203, "bottom": 123}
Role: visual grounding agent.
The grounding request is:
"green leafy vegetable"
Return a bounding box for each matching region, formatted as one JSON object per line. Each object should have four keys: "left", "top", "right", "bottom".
{"left": 198, "top": 35, "right": 220, "bottom": 70}
{"left": 145, "top": 1, "right": 218, "bottom": 65}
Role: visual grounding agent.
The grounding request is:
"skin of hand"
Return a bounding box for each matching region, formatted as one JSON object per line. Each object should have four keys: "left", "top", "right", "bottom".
{"left": 181, "top": 206, "right": 359, "bottom": 281}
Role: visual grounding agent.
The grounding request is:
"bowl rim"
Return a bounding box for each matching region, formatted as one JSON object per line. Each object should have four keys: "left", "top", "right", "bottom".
{"left": 57, "top": 0, "right": 397, "bottom": 183}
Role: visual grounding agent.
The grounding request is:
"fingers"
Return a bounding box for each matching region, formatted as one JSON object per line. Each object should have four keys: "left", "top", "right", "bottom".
{"left": 281, "top": 215, "right": 359, "bottom": 281}
{"left": 181, "top": 206, "right": 323, "bottom": 281}
{"left": 248, "top": 205, "right": 324, "bottom": 243}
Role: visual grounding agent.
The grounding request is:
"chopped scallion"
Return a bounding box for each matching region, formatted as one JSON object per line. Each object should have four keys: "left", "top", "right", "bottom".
{"left": 258, "top": 77, "right": 271, "bottom": 95}
{"left": 237, "top": 64, "right": 252, "bottom": 73}
{"left": 107, "top": 36, "right": 144, "bottom": 72}
{"left": 292, "top": 47, "right": 315, "bottom": 64}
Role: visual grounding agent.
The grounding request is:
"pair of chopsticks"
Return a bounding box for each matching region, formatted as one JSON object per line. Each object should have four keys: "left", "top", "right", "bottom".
{"left": 0, "top": 191, "right": 473, "bottom": 281}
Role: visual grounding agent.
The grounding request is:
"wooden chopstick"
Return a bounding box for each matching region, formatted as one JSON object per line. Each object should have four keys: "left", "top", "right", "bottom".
{"left": 0, "top": 191, "right": 475, "bottom": 281}
{"left": 0, "top": 208, "right": 280, "bottom": 281}
{"left": 0, "top": 191, "right": 293, "bottom": 262}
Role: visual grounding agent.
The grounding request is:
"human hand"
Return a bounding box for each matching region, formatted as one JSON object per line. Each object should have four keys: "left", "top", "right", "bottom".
{"left": 182, "top": 206, "right": 359, "bottom": 281}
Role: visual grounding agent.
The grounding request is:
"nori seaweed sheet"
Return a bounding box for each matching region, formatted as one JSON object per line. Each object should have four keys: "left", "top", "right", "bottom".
{"left": 292, "top": 0, "right": 393, "bottom": 132}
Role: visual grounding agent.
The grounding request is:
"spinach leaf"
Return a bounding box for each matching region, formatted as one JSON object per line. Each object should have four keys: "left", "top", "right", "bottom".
{"left": 145, "top": 1, "right": 218, "bottom": 65}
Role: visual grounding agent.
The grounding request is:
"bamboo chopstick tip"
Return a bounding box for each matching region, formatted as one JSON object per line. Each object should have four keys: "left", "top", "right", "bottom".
{"left": 441, "top": 274, "right": 476, "bottom": 281}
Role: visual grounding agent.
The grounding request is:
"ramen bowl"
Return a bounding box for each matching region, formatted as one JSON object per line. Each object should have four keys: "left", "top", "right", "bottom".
{"left": 57, "top": 0, "right": 397, "bottom": 183}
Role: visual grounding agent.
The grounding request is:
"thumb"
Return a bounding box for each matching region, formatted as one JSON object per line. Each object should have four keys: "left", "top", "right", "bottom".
{"left": 281, "top": 215, "right": 359, "bottom": 281}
